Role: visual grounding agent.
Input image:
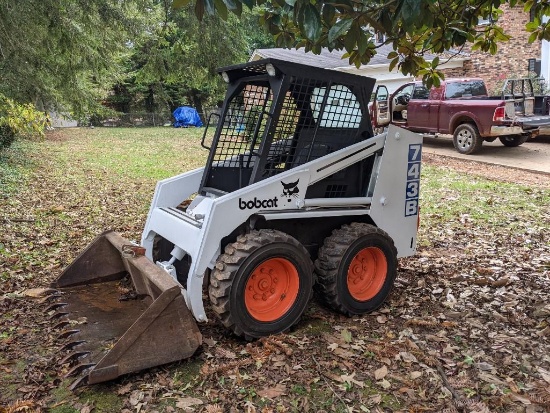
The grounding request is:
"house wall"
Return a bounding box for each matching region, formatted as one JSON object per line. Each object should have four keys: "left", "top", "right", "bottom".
{"left": 440, "top": 4, "right": 541, "bottom": 94}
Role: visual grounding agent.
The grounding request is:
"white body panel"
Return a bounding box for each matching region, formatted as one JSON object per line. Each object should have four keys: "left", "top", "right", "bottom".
{"left": 141, "top": 125, "right": 422, "bottom": 322}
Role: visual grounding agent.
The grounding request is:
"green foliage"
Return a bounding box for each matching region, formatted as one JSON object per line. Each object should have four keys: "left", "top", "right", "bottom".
{"left": 176, "top": 0, "right": 550, "bottom": 87}
{"left": 106, "top": 3, "right": 257, "bottom": 116}
{"left": 0, "top": 94, "right": 46, "bottom": 150}
{"left": 0, "top": 0, "right": 148, "bottom": 118}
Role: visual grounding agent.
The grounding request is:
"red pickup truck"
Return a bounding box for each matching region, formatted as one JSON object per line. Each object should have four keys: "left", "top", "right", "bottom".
{"left": 373, "top": 78, "right": 550, "bottom": 154}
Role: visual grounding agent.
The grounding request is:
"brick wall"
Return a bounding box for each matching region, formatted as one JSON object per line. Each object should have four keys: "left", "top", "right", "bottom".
{"left": 440, "top": 5, "right": 541, "bottom": 94}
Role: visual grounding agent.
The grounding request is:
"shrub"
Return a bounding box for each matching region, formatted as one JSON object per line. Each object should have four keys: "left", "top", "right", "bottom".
{"left": 0, "top": 94, "right": 46, "bottom": 150}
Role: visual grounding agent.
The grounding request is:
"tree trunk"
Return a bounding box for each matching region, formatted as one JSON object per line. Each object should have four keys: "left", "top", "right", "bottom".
{"left": 190, "top": 91, "right": 204, "bottom": 123}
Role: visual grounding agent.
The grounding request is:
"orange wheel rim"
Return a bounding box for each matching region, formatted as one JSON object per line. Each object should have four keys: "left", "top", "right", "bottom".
{"left": 347, "top": 247, "right": 387, "bottom": 301}
{"left": 244, "top": 258, "right": 299, "bottom": 322}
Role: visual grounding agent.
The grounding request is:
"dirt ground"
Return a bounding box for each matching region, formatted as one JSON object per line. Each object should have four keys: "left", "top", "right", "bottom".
{"left": 0, "top": 133, "right": 549, "bottom": 413}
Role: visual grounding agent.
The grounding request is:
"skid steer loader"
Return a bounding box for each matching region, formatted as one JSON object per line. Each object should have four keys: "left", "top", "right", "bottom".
{"left": 50, "top": 59, "right": 422, "bottom": 388}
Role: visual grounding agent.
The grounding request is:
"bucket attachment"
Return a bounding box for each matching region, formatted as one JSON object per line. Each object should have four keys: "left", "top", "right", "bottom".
{"left": 50, "top": 230, "right": 202, "bottom": 389}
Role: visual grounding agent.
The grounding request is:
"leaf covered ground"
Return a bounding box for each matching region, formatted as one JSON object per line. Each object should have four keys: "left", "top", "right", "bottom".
{"left": 1, "top": 128, "right": 549, "bottom": 413}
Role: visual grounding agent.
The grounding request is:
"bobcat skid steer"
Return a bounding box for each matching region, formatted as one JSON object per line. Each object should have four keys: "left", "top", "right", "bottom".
{"left": 51, "top": 59, "right": 422, "bottom": 388}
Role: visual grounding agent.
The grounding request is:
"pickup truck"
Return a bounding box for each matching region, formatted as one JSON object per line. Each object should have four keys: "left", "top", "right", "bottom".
{"left": 373, "top": 78, "right": 550, "bottom": 154}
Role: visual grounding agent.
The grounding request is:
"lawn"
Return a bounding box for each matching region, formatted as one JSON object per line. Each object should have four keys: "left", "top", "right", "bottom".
{"left": 1, "top": 127, "right": 549, "bottom": 412}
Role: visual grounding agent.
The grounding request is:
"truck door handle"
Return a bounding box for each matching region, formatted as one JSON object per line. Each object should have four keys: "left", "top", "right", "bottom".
{"left": 420, "top": 104, "right": 429, "bottom": 108}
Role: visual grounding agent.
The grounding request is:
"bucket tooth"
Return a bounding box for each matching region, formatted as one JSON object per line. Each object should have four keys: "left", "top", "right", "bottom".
{"left": 57, "top": 329, "right": 80, "bottom": 340}
{"left": 68, "top": 375, "right": 89, "bottom": 391}
{"left": 60, "top": 351, "right": 91, "bottom": 366}
{"left": 66, "top": 363, "right": 95, "bottom": 378}
{"left": 46, "top": 302, "right": 67, "bottom": 312}
{"left": 50, "top": 311, "right": 69, "bottom": 320}
{"left": 59, "top": 340, "right": 86, "bottom": 352}
{"left": 53, "top": 320, "right": 71, "bottom": 330}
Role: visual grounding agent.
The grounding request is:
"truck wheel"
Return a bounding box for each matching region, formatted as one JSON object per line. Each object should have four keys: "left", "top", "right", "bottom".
{"left": 499, "top": 135, "right": 529, "bottom": 147}
{"left": 453, "top": 123, "right": 483, "bottom": 154}
{"left": 209, "top": 229, "right": 313, "bottom": 340}
{"left": 314, "top": 223, "right": 397, "bottom": 316}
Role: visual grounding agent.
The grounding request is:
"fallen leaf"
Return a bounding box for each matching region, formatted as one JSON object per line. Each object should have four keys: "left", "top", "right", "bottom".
{"left": 258, "top": 383, "right": 286, "bottom": 399}
{"left": 117, "top": 383, "right": 133, "bottom": 395}
{"left": 23, "top": 287, "right": 57, "bottom": 298}
{"left": 376, "top": 315, "right": 387, "bottom": 324}
{"left": 509, "top": 393, "right": 532, "bottom": 405}
{"left": 341, "top": 372, "right": 364, "bottom": 388}
{"left": 410, "top": 371, "right": 422, "bottom": 380}
{"left": 537, "top": 367, "right": 550, "bottom": 385}
{"left": 80, "top": 404, "right": 94, "bottom": 413}
{"left": 374, "top": 365, "right": 388, "bottom": 380}
{"left": 175, "top": 397, "right": 203, "bottom": 409}
{"left": 341, "top": 329, "right": 353, "bottom": 343}
{"left": 378, "top": 378, "right": 391, "bottom": 389}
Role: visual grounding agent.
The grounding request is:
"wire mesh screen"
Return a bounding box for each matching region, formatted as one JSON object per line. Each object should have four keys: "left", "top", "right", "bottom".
{"left": 213, "top": 84, "right": 272, "bottom": 167}
{"left": 262, "top": 80, "right": 363, "bottom": 179}
{"left": 207, "top": 76, "right": 364, "bottom": 191}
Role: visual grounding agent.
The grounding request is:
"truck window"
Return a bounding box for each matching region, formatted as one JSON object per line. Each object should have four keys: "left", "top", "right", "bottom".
{"left": 412, "top": 85, "right": 429, "bottom": 99}
{"left": 445, "top": 80, "right": 487, "bottom": 99}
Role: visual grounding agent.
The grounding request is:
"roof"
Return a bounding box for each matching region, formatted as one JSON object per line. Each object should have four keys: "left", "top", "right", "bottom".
{"left": 251, "top": 45, "right": 443, "bottom": 69}
{"left": 218, "top": 58, "right": 376, "bottom": 88}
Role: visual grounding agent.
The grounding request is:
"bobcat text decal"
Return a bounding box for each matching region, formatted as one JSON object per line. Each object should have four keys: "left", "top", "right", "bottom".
{"left": 238, "top": 197, "right": 279, "bottom": 210}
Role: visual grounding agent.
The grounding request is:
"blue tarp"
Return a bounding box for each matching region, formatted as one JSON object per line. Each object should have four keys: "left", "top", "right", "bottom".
{"left": 173, "top": 106, "right": 203, "bottom": 127}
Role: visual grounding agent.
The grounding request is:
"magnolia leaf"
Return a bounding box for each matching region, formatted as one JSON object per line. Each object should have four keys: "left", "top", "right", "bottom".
{"left": 322, "top": 4, "right": 336, "bottom": 25}
{"left": 172, "top": 0, "right": 192, "bottom": 8}
{"left": 301, "top": 4, "right": 322, "bottom": 41}
{"left": 223, "top": 0, "right": 242, "bottom": 14}
{"left": 214, "top": 0, "right": 228, "bottom": 20}
{"left": 328, "top": 18, "right": 353, "bottom": 43}
{"left": 195, "top": 0, "right": 205, "bottom": 20}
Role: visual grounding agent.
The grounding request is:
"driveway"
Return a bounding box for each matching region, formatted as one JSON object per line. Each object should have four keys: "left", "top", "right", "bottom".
{"left": 422, "top": 135, "right": 550, "bottom": 175}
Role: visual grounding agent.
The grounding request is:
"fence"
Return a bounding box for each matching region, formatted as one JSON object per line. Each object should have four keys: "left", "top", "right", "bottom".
{"left": 92, "top": 108, "right": 221, "bottom": 128}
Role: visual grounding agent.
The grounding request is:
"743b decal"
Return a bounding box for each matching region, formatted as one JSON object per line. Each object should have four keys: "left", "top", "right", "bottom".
{"left": 405, "top": 144, "right": 421, "bottom": 217}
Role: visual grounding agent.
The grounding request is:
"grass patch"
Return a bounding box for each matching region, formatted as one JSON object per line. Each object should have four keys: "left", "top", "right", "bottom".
{"left": 419, "top": 164, "right": 549, "bottom": 237}
{"left": 0, "top": 140, "right": 37, "bottom": 197}
{"left": 172, "top": 357, "right": 203, "bottom": 389}
{"left": 78, "top": 387, "right": 123, "bottom": 412}
{"left": 52, "top": 127, "right": 209, "bottom": 181}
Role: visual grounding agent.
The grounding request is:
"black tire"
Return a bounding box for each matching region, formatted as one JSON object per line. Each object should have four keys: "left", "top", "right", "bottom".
{"left": 453, "top": 123, "right": 483, "bottom": 154}
{"left": 209, "top": 229, "right": 313, "bottom": 340}
{"left": 499, "top": 134, "right": 529, "bottom": 147}
{"left": 314, "top": 223, "right": 397, "bottom": 316}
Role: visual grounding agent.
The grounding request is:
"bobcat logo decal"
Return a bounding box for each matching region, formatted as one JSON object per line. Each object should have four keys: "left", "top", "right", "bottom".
{"left": 281, "top": 179, "right": 300, "bottom": 202}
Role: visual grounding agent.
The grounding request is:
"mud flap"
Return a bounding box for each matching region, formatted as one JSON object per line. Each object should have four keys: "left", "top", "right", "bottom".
{"left": 51, "top": 230, "right": 202, "bottom": 389}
